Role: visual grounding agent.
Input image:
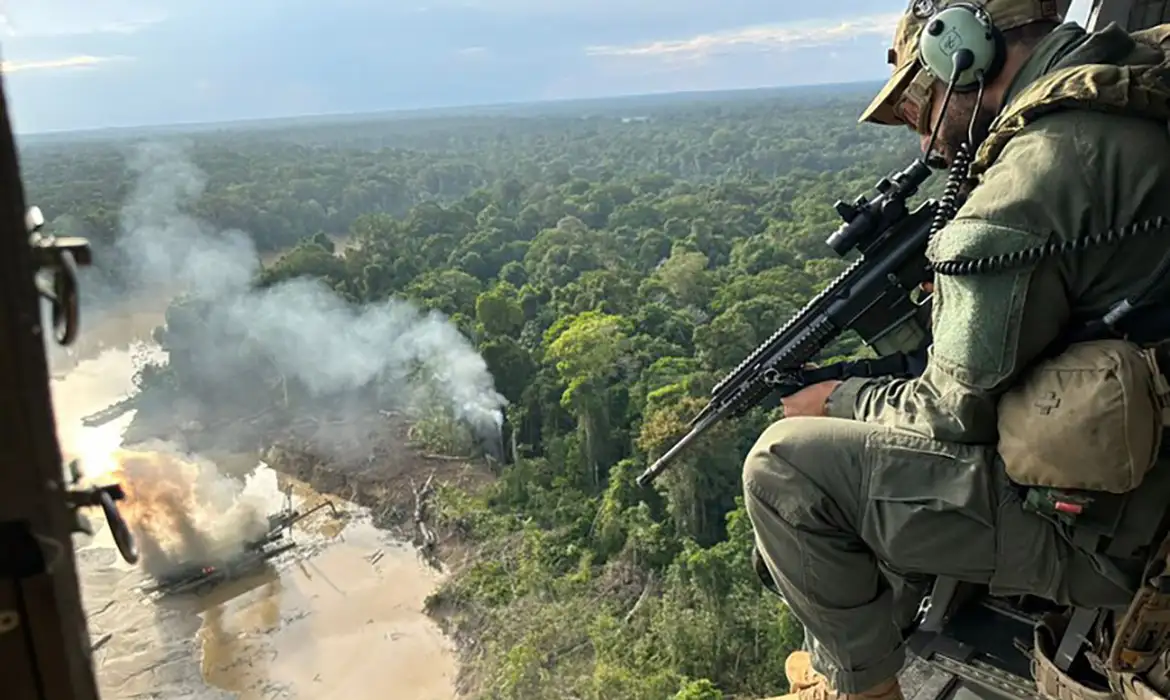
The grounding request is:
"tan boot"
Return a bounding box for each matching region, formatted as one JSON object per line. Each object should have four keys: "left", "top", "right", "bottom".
{"left": 785, "top": 651, "right": 826, "bottom": 692}
{"left": 761, "top": 652, "right": 903, "bottom": 700}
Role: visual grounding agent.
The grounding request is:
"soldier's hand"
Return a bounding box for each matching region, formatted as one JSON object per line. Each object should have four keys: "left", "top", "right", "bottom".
{"left": 781, "top": 380, "right": 842, "bottom": 418}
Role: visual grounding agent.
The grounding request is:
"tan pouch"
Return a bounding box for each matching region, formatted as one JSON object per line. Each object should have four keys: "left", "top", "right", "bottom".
{"left": 1106, "top": 531, "right": 1170, "bottom": 699}
{"left": 997, "top": 339, "right": 1169, "bottom": 495}
{"left": 1033, "top": 612, "right": 1115, "bottom": 700}
{"left": 1111, "top": 673, "right": 1166, "bottom": 700}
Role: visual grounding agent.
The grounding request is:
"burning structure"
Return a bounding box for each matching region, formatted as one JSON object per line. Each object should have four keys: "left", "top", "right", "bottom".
{"left": 101, "top": 443, "right": 342, "bottom": 597}
{"left": 142, "top": 496, "right": 342, "bottom": 597}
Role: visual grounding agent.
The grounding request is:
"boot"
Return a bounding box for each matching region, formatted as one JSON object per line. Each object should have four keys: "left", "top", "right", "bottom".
{"left": 761, "top": 651, "right": 903, "bottom": 700}
{"left": 785, "top": 651, "right": 825, "bottom": 692}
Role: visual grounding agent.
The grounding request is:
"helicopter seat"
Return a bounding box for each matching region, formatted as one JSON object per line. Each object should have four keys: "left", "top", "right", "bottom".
{"left": 909, "top": 470, "right": 1170, "bottom": 699}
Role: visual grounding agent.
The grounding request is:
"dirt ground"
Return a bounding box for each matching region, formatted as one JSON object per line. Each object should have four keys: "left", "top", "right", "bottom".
{"left": 258, "top": 417, "right": 496, "bottom": 564}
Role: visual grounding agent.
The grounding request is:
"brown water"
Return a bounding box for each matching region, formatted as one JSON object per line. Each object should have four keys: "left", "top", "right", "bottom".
{"left": 51, "top": 313, "right": 459, "bottom": 700}
{"left": 46, "top": 298, "right": 167, "bottom": 380}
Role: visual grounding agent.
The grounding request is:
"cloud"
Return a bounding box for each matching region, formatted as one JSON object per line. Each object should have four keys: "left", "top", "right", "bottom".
{"left": 1, "top": 55, "right": 122, "bottom": 74}
{"left": 587, "top": 13, "right": 902, "bottom": 60}
{"left": 0, "top": 18, "right": 162, "bottom": 38}
{"left": 0, "top": 2, "right": 166, "bottom": 39}
{"left": 0, "top": 1, "right": 910, "bottom": 133}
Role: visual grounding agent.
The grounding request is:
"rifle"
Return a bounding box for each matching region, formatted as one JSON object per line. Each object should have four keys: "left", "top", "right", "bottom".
{"left": 636, "top": 158, "right": 938, "bottom": 487}
{"left": 0, "top": 63, "right": 137, "bottom": 698}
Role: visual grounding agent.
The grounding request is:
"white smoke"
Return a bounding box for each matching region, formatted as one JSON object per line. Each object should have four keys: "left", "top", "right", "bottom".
{"left": 114, "top": 443, "right": 272, "bottom": 579}
{"left": 115, "top": 140, "right": 506, "bottom": 447}
{"left": 116, "top": 142, "right": 259, "bottom": 299}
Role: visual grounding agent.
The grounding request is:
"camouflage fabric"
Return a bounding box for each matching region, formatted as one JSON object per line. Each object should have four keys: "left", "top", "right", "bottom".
{"left": 860, "top": 0, "right": 1063, "bottom": 128}
{"left": 972, "top": 23, "right": 1170, "bottom": 174}
{"left": 836, "top": 21, "right": 1170, "bottom": 440}
{"left": 746, "top": 20, "right": 1170, "bottom": 697}
{"left": 1105, "top": 531, "right": 1170, "bottom": 698}
{"left": 745, "top": 417, "right": 1134, "bottom": 693}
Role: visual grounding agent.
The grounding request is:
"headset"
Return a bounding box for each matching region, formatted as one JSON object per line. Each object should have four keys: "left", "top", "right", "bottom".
{"left": 916, "top": 2, "right": 1006, "bottom": 92}
{"left": 912, "top": 0, "right": 1170, "bottom": 284}
{"left": 914, "top": 2, "right": 1006, "bottom": 236}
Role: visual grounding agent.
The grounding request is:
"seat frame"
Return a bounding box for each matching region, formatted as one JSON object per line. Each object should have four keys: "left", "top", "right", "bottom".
{"left": 903, "top": 478, "right": 1170, "bottom": 700}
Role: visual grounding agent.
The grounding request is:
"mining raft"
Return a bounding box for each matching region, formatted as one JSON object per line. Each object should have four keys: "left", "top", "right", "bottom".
{"left": 143, "top": 492, "right": 343, "bottom": 597}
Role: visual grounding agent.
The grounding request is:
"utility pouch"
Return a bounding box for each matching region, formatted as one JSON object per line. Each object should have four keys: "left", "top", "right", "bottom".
{"left": 1106, "top": 532, "right": 1170, "bottom": 700}
{"left": 1032, "top": 612, "right": 1114, "bottom": 700}
{"left": 1108, "top": 534, "right": 1170, "bottom": 678}
{"left": 998, "top": 339, "right": 1170, "bottom": 494}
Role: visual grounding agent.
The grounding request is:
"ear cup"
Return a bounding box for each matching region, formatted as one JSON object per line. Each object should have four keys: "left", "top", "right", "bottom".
{"left": 917, "top": 4, "right": 1004, "bottom": 90}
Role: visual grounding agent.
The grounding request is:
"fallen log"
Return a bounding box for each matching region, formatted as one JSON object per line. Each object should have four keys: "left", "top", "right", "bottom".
{"left": 411, "top": 472, "right": 438, "bottom": 551}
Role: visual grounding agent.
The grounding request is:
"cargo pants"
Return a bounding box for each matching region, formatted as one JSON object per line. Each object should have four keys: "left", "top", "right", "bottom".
{"left": 743, "top": 416, "right": 1138, "bottom": 694}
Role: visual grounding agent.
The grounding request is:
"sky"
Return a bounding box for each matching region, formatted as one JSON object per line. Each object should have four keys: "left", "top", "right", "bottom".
{"left": 0, "top": 0, "right": 1096, "bottom": 134}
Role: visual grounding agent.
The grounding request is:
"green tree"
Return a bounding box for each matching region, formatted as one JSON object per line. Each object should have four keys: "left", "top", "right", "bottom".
{"left": 545, "top": 310, "right": 633, "bottom": 489}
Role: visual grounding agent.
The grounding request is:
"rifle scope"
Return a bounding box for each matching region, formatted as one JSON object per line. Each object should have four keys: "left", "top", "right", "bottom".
{"left": 824, "top": 158, "right": 932, "bottom": 258}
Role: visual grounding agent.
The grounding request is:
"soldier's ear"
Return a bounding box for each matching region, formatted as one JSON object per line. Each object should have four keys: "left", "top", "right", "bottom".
{"left": 916, "top": 3, "right": 1006, "bottom": 91}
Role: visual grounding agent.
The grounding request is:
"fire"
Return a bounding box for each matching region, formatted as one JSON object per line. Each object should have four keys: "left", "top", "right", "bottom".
{"left": 94, "top": 442, "right": 270, "bottom": 579}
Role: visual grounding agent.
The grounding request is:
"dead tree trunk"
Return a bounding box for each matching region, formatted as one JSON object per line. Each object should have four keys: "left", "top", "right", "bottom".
{"left": 410, "top": 472, "right": 438, "bottom": 552}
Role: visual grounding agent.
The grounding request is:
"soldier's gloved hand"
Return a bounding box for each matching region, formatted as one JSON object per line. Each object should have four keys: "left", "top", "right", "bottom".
{"left": 780, "top": 379, "right": 842, "bottom": 418}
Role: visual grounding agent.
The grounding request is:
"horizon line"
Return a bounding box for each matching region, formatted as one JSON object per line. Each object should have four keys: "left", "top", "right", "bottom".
{"left": 14, "top": 78, "right": 886, "bottom": 140}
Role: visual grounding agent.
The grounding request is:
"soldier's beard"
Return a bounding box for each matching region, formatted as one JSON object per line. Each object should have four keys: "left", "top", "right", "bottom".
{"left": 934, "top": 91, "right": 996, "bottom": 165}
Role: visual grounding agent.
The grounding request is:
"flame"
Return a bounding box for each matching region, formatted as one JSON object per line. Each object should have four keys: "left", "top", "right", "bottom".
{"left": 50, "top": 339, "right": 270, "bottom": 581}
{"left": 96, "top": 442, "right": 270, "bottom": 579}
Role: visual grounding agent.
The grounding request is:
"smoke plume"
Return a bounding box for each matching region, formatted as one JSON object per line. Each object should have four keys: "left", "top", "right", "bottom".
{"left": 111, "top": 443, "right": 271, "bottom": 579}
{"left": 62, "top": 140, "right": 508, "bottom": 580}
{"left": 115, "top": 140, "right": 507, "bottom": 455}
{"left": 116, "top": 141, "right": 258, "bottom": 300}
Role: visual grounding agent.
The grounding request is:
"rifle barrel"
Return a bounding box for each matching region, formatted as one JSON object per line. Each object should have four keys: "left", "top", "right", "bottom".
{"left": 637, "top": 406, "right": 727, "bottom": 487}
{"left": 634, "top": 165, "right": 938, "bottom": 489}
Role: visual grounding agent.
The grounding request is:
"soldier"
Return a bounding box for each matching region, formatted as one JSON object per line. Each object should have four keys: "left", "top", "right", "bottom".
{"left": 744, "top": 1, "right": 1170, "bottom": 699}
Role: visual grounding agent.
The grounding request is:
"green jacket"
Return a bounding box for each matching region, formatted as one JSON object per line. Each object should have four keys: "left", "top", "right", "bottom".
{"left": 826, "top": 22, "right": 1170, "bottom": 443}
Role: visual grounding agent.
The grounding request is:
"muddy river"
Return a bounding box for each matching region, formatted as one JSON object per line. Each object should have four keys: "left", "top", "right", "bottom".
{"left": 51, "top": 329, "right": 460, "bottom": 699}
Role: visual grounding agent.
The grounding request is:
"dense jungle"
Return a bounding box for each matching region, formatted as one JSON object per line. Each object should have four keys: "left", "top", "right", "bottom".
{"left": 22, "top": 84, "right": 931, "bottom": 699}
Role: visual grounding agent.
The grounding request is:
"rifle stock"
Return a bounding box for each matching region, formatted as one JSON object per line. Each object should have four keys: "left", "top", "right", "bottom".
{"left": 637, "top": 159, "right": 937, "bottom": 487}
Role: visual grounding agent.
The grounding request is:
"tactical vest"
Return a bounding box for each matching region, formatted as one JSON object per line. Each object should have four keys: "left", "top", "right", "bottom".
{"left": 970, "top": 25, "right": 1170, "bottom": 179}
{"left": 965, "top": 25, "right": 1170, "bottom": 700}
